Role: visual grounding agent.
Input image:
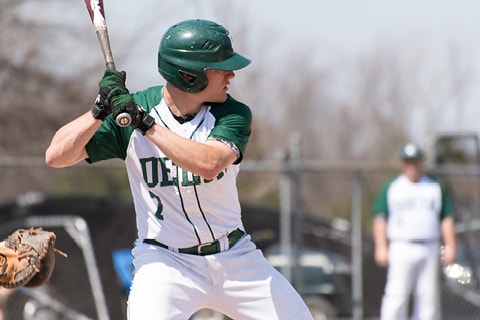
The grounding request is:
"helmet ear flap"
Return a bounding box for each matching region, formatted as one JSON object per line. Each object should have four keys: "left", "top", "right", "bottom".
{"left": 158, "top": 59, "right": 208, "bottom": 92}
{"left": 178, "top": 70, "right": 208, "bottom": 93}
{"left": 176, "top": 68, "right": 208, "bottom": 93}
{"left": 179, "top": 71, "right": 197, "bottom": 84}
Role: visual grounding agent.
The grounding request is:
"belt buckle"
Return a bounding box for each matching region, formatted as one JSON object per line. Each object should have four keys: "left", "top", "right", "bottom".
{"left": 197, "top": 242, "right": 213, "bottom": 255}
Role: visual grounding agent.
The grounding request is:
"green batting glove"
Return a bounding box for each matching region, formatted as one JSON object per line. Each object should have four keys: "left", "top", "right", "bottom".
{"left": 91, "top": 70, "right": 127, "bottom": 120}
{"left": 110, "top": 92, "right": 155, "bottom": 135}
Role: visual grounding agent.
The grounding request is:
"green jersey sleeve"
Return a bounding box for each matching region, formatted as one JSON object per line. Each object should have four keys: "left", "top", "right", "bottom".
{"left": 85, "top": 86, "right": 164, "bottom": 163}
{"left": 85, "top": 116, "right": 134, "bottom": 163}
{"left": 209, "top": 95, "right": 252, "bottom": 164}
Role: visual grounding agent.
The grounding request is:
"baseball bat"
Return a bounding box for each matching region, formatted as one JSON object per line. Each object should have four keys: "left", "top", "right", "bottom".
{"left": 84, "top": 0, "right": 132, "bottom": 127}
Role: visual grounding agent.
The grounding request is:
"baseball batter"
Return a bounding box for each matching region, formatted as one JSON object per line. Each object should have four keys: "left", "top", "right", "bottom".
{"left": 46, "top": 19, "right": 313, "bottom": 319}
{"left": 372, "top": 143, "right": 456, "bottom": 320}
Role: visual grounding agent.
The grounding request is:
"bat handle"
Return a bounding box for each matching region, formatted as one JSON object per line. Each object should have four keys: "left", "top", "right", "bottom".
{"left": 106, "top": 61, "right": 116, "bottom": 70}
{"left": 106, "top": 63, "right": 132, "bottom": 127}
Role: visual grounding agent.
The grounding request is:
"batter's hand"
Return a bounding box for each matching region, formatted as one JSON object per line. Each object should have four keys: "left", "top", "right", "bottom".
{"left": 91, "top": 70, "right": 127, "bottom": 120}
{"left": 110, "top": 92, "right": 155, "bottom": 135}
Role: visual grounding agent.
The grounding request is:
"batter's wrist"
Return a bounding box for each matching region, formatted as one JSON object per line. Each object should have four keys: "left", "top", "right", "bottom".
{"left": 135, "top": 114, "right": 155, "bottom": 135}
{"left": 91, "top": 103, "right": 110, "bottom": 121}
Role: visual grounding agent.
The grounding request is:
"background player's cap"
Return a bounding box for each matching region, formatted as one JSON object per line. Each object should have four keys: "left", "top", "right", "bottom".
{"left": 400, "top": 143, "right": 424, "bottom": 160}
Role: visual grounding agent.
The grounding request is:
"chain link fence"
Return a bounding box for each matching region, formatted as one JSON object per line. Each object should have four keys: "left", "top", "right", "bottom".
{"left": 1, "top": 152, "right": 480, "bottom": 319}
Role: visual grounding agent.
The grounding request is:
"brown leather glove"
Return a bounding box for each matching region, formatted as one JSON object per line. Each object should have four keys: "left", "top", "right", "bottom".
{"left": 0, "top": 227, "right": 67, "bottom": 288}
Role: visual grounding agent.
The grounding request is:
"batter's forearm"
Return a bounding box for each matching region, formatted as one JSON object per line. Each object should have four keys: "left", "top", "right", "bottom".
{"left": 145, "top": 124, "right": 237, "bottom": 180}
{"left": 45, "top": 112, "right": 100, "bottom": 168}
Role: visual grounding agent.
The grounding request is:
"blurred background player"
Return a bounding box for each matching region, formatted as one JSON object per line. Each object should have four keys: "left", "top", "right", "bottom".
{"left": 45, "top": 19, "right": 313, "bottom": 319}
{"left": 372, "top": 142, "right": 456, "bottom": 320}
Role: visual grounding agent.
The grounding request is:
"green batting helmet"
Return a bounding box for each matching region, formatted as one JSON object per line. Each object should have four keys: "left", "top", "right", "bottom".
{"left": 158, "top": 19, "right": 251, "bottom": 93}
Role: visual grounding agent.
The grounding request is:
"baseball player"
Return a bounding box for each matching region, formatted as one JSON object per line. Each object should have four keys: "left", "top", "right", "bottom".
{"left": 45, "top": 19, "right": 313, "bottom": 320}
{"left": 372, "top": 143, "right": 456, "bottom": 320}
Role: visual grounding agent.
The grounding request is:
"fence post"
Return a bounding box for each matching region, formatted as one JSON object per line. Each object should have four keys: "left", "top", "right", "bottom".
{"left": 290, "top": 133, "right": 304, "bottom": 294}
{"left": 351, "top": 171, "right": 364, "bottom": 320}
{"left": 280, "top": 168, "right": 292, "bottom": 282}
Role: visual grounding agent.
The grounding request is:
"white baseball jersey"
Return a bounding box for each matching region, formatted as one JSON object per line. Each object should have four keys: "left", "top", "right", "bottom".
{"left": 373, "top": 174, "right": 453, "bottom": 320}
{"left": 86, "top": 86, "right": 315, "bottom": 320}
{"left": 85, "top": 86, "right": 252, "bottom": 247}
{"left": 372, "top": 174, "right": 454, "bottom": 241}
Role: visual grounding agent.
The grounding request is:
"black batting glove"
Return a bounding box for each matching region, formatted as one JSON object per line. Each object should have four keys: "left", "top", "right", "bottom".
{"left": 110, "top": 91, "right": 155, "bottom": 135}
{"left": 91, "top": 69, "right": 127, "bottom": 121}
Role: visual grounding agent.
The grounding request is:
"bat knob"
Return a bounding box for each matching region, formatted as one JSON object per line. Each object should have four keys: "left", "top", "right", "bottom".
{"left": 116, "top": 113, "right": 132, "bottom": 127}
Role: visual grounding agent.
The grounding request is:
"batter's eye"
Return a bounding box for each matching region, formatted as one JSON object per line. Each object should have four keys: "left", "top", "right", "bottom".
{"left": 179, "top": 71, "right": 197, "bottom": 84}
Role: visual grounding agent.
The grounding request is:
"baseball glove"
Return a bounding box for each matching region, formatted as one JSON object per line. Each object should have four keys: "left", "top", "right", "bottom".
{"left": 0, "top": 227, "right": 67, "bottom": 289}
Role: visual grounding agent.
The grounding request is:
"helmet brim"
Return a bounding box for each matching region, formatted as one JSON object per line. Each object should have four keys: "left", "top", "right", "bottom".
{"left": 206, "top": 53, "right": 251, "bottom": 71}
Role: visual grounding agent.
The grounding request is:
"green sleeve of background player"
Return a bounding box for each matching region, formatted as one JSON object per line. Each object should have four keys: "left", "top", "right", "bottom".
{"left": 372, "top": 180, "right": 394, "bottom": 219}
{"left": 440, "top": 183, "right": 455, "bottom": 219}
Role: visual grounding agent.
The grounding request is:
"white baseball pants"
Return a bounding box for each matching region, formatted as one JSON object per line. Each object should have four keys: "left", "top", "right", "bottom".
{"left": 380, "top": 241, "right": 441, "bottom": 320}
{"left": 127, "top": 234, "right": 314, "bottom": 320}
